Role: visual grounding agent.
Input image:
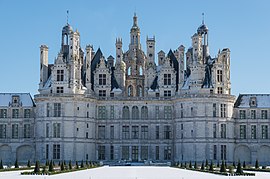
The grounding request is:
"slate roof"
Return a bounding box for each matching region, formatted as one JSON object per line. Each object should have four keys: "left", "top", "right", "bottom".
{"left": 167, "top": 50, "right": 179, "bottom": 91}
{"left": 235, "top": 94, "right": 270, "bottom": 108}
{"left": 0, "top": 93, "right": 35, "bottom": 107}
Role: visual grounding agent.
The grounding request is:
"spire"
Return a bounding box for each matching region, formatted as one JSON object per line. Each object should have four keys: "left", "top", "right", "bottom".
{"left": 133, "top": 12, "right": 138, "bottom": 27}
{"left": 202, "top": 12, "right": 204, "bottom": 24}
{"left": 67, "top": 10, "right": 69, "bottom": 25}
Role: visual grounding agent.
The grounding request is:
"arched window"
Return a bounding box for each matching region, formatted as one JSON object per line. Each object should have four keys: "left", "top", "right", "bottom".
{"left": 141, "top": 106, "right": 148, "bottom": 119}
{"left": 137, "top": 86, "right": 143, "bottom": 97}
{"left": 132, "top": 106, "right": 139, "bottom": 119}
{"left": 122, "top": 106, "right": 130, "bottom": 119}
{"left": 128, "top": 85, "right": 133, "bottom": 97}
{"left": 139, "top": 66, "right": 143, "bottom": 75}
{"left": 128, "top": 67, "right": 131, "bottom": 76}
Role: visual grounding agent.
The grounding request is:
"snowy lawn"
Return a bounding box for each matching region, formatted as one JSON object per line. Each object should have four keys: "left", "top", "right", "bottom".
{"left": 0, "top": 166, "right": 270, "bottom": 179}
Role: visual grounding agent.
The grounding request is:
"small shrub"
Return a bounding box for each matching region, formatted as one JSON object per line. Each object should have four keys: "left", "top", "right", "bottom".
{"left": 0, "top": 159, "right": 3, "bottom": 169}
{"left": 76, "top": 161, "right": 79, "bottom": 169}
{"left": 243, "top": 161, "right": 246, "bottom": 168}
{"left": 262, "top": 166, "right": 266, "bottom": 169}
{"left": 69, "top": 160, "right": 72, "bottom": 170}
{"left": 209, "top": 161, "right": 214, "bottom": 171}
{"left": 60, "top": 162, "right": 65, "bottom": 171}
{"left": 205, "top": 159, "right": 208, "bottom": 168}
{"left": 220, "top": 160, "right": 226, "bottom": 173}
{"left": 49, "top": 160, "right": 54, "bottom": 172}
{"left": 189, "top": 161, "right": 192, "bottom": 168}
{"left": 236, "top": 160, "right": 243, "bottom": 174}
{"left": 194, "top": 161, "right": 197, "bottom": 169}
{"left": 200, "top": 161, "right": 205, "bottom": 171}
{"left": 180, "top": 162, "right": 183, "bottom": 168}
{"left": 14, "top": 159, "right": 19, "bottom": 168}
{"left": 34, "top": 161, "right": 40, "bottom": 173}
{"left": 80, "top": 160, "right": 84, "bottom": 168}
{"left": 184, "top": 162, "right": 187, "bottom": 168}
{"left": 27, "top": 160, "right": 31, "bottom": 168}
{"left": 228, "top": 165, "right": 234, "bottom": 174}
{"left": 255, "top": 159, "right": 259, "bottom": 169}
{"left": 233, "top": 161, "right": 236, "bottom": 168}
{"left": 217, "top": 161, "right": 220, "bottom": 168}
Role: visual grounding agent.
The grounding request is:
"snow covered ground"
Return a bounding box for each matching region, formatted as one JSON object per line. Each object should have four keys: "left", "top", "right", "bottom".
{"left": 0, "top": 166, "right": 270, "bottom": 179}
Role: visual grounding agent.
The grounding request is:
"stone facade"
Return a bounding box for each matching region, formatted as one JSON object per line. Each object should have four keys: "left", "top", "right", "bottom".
{"left": 1, "top": 14, "right": 270, "bottom": 165}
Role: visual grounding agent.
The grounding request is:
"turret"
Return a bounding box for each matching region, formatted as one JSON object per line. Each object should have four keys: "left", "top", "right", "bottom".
{"left": 116, "top": 38, "right": 123, "bottom": 64}
{"left": 61, "top": 24, "right": 73, "bottom": 59}
{"left": 39, "top": 45, "right": 49, "bottom": 89}
{"left": 85, "top": 45, "right": 93, "bottom": 90}
{"left": 146, "top": 36, "right": 155, "bottom": 64}
{"left": 69, "top": 30, "right": 80, "bottom": 60}
{"left": 192, "top": 33, "right": 203, "bottom": 65}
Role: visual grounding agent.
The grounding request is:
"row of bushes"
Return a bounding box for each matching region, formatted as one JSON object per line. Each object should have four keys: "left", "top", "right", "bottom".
{"left": 21, "top": 160, "right": 99, "bottom": 175}
{"left": 174, "top": 160, "right": 255, "bottom": 176}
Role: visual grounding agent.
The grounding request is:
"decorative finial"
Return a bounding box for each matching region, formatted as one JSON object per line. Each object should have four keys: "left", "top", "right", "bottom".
{"left": 202, "top": 13, "right": 205, "bottom": 24}
{"left": 67, "top": 10, "right": 69, "bottom": 25}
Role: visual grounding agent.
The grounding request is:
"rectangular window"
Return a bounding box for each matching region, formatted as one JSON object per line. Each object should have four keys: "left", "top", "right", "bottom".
{"left": 155, "top": 106, "right": 159, "bottom": 119}
{"left": 213, "top": 103, "right": 217, "bottom": 117}
{"left": 156, "top": 146, "right": 159, "bottom": 160}
{"left": 220, "top": 104, "right": 226, "bottom": 117}
{"left": 221, "top": 124, "right": 226, "bottom": 138}
{"left": 0, "top": 124, "right": 7, "bottom": 138}
{"left": 156, "top": 126, "right": 159, "bottom": 139}
{"left": 122, "top": 146, "right": 129, "bottom": 160}
{"left": 132, "top": 146, "right": 139, "bottom": 161}
{"left": 251, "top": 110, "right": 256, "bottom": 119}
{"left": 122, "top": 126, "right": 130, "bottom": 139}
{"left": 98, "top": 74, "right": 106, "bottom": 85}
{"left": 98, "top": 145, "right": 105, "bottom": 160}
{"left": 57, "top": 70, "right": 64, "bottom": 81}
{"left": 239, "top": 110, "right": 246, "bottom": 119}
{"left": 221, "top": 145, "right": 227, "bottom": 160}
{"left": 53, "top": 103, "right": 61, "bottom": 117}
{"left": 141, "top": 126, "right": 148, "bottom": 139}
{"left": 12, "top": 109, "right": 19, "bottom": 118}
{"left": 262, "top": 110, "right": 268, "bottom": 119}
{"left": 110, "top": 126, "right": 114, "bottom": 139}
{"left": 98, "top": 126, "right": 105, "bottom": 139}
{"left": 132, "top": 126, "right": 139, "bottom": 139}
{"left": 46, "top": 123, "right": 49, "bottom": 138}
{"left": 141, "top": 146, "right": 148, "bottom": 160}
{"left": 164, "top": 125, "right": 171, "bottom": 139}
{"left": 86, "top": 132, "right": 88, "bottom": 139}
{"left": 98, "top": 106, "right": 106, "bottom": 119}
{"left": 164, "top": 90, "right": 172, "bottom": 97}
{"left": 251, "top": 125, "right": 256, "bottom": 139}
{"left": 164, "top": 74, "right": 171, "bottom": 85}
{"left": 56, "top": 87, "right": 64, "bottom": 93}
{"left": 217, "top": 70, "right": 223, "bottom": 82}
{"left": 217, "top": 87, "right": 223, "bottom": 94}
{"left": 12, "top": 124, "right": 19, "bottom": 138}
{"left": 262, "top": 125, "right": 268, "bottom": 139}
{"left": 24, "top": 109, "right": 31, "bottom": 118}
{"left": 53, "top": 123, "right": 61, "bottom": 138}
{"left": 23, "top": 124, "right": 31, "bottom": 138}
{"left": 99, "top": 90, "right": 106, "bottom": 97}
{"left": 110, "top": 106, "right": 114, "bottom": 119}
{"left": 164, "top": 146, "right": 171, "bottom": 160}
{"left": 240, "top": 125, "right": 246, "bottom": 139}
{"left": 46, "top": 103, "right": 50, "bottom": 117}
{"left": 0, "top": 109, "right": 7, "bottom": 118}
{"left": 110, "top": 146, "right": 114, "bottom": 160}
{"left": 213, "top": 145, "right": 217, "bottom": 160}
{"left": 46, "top": 144, "right": 49, "bottom": 159}
{"left": 164, "top": 106, "right": 172, "bottom": 119}
{"left": 53, "top": 144, "right": 60, "bottom": 159}
{"left": 213, "top": 124, "right": 217, "bottom": 138}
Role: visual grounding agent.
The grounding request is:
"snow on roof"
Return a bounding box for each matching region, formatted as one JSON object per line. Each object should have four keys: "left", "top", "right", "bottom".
{"left": 235, "top": 94, "right": 270, "bottom": 108}
{"left": 0, "top": 93, "right": 35, "bottom": 107}
{"left": 112, "top": 88, "right": 122, "bottom": 92}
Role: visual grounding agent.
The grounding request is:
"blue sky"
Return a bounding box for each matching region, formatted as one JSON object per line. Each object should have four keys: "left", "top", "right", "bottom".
{"left": 0, "top": 0, "right": 269, "bottom": 96}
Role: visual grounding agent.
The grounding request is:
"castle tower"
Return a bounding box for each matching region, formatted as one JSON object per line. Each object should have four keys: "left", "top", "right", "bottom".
{"left": 146, "top": 36, "right": 155, "bottom": 64}
{"left": 129, "top": 13, "right": 141, "bottom": 50}
{"left": 39, "top": 45, "right": 49, "bottom": 89}
{"left": 158, "top": 50, "right": 165, "bottom": 66}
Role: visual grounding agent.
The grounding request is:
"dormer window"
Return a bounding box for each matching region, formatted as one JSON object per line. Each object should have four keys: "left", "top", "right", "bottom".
{"left": 249, "top": 97, "right": 257, "bottom": 107}
{"left": 12, "top": 96, "right": 19, "bottom": 104}
{"left": 99, "top": 74, "right": 106, "bottom": 85}
{"left": 57, "top": 70, "right": 64, "bottom": 81}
